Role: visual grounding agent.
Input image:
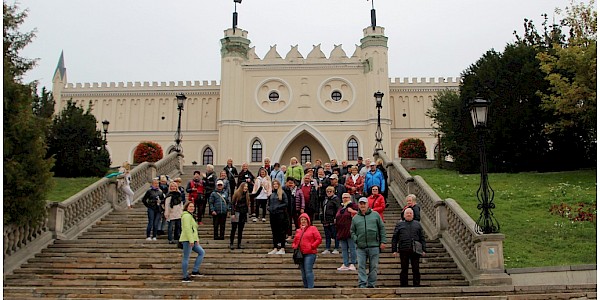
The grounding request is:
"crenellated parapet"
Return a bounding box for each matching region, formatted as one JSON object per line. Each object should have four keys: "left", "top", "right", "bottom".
{"left": 244, "top": 43, "right": 363, "bottom": 67}
{"left": 60, "top": 80, "right": 221, "bottom": 97}
{"left": 389, "top": 77, "right": 461, "bottom": 92}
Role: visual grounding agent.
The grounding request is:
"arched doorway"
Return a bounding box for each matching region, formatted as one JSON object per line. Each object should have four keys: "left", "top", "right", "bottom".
{"left": 279, "top": 131, "right": 329, "bottom": 165}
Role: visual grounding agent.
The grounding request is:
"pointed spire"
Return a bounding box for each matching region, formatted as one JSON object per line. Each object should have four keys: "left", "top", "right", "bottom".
{"left": 53, "top": 51, "right": 66, "bottom": 81}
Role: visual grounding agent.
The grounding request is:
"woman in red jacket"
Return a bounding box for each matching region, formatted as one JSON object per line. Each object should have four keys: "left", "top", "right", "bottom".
{"left": 367, "top": 186, "right": 386, "bottom": 221}
{"left": 292, "top": 213, "right": 322, "bottom": 288}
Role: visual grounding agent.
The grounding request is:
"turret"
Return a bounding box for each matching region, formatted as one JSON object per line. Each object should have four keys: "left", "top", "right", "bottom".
{"left": 52, "top": 51, "right": 67, "bottom": 113}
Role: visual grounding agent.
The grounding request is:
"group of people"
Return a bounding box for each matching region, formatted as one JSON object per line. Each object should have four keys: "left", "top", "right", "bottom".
{"left": 129, "top": 155, "right": 427, "bottom": 287}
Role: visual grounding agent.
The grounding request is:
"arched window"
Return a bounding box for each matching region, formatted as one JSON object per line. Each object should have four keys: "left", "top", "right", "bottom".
{"left": 300, "top": 146, "right": 311, "bottom": 164}
{"left": 347, "top": 138, "right": 359, "bottom": 161}
{"left": 251, "top": 140, "right": 262, "bottom": 162}
{"left": 203, "top": 147, "right": 214, "bottom": 165}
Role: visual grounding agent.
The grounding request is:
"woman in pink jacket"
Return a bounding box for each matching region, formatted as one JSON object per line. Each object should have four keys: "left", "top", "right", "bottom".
{"left": 367, "top": 186, "right": 386, "bottom": 221}
{"left": 292, "top": 213, "right": 322, "bottom": 288}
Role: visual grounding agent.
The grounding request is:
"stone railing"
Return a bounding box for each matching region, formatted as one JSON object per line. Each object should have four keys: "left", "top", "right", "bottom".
{"left": 3, "top": 152, "right": 184, "bottom": 275}
{"left": 376, "top": 150, "right": 511, "bottom": 286}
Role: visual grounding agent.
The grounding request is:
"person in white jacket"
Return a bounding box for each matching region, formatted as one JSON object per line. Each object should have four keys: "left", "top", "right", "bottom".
{"left": 164, "top": 182, "right": 184, "bottom": 245}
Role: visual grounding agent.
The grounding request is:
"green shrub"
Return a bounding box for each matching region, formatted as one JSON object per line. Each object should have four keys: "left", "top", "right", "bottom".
{"left": 134, "top": 141, "right": 163, "bottom": 163}
{"left": 398, "top": 138, "right": 427, "bottom": 158}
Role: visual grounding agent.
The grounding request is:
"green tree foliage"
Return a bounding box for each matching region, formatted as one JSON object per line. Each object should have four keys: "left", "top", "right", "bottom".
{"left": 47, "top": 100, "right": 111, "bottom": 177}
{"left": 32, "top": 86, "right": 55, "bottom": 138}
{"left": 537, "top": 0, "right": 597, "bottom": 167}
{"left": 3, "top": 2, "right": 54, "bottom": 225}
{"left": 427, "top": 89, "right": 479, "bottom": 172}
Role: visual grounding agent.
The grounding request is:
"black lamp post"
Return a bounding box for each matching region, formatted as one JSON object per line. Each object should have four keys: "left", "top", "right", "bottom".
{"left": 175, "top": 93, "right": 186, "bottom": 152}
{"left": 373, "top": 91, "right": 384, "bottom": 153}
{"left": 469, "top": 97, "right": 499, "bottom": 234}
{"left": 101, "top": 120, "right": 110, "bottom": 141}
{"left": 233, "top": 0, "right": 242, "bottom": 33}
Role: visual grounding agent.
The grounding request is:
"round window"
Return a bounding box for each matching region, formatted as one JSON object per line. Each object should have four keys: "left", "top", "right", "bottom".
{"left": 331, "top": 91, "right": 342, "bottom": 101}
{"left": 268, "top": 91, "right": 280, "bottom": 102}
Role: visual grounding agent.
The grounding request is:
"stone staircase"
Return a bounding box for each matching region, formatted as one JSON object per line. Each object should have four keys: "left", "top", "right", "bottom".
{"left": 3, "top": 166, "right": 597, "bottom": 299}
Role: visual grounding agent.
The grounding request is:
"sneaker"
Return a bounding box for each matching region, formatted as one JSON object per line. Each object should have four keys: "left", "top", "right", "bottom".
{"left": 182, "top": 277, "right": 192, "bottom": 283}
{"left": 268, "top": 249, "right": 278, "bottom": 255}
{"left": 191, "top": 271, "right": 204, "bottom": 277}
{"left": 321, "top": 249, "right": 331, "bottom": 255}
{"left": 253, "top": 218, "right": 258, "bottom": 222}
{"left": 276, "top": 249, "right": 285, "bottom": 255}
{"left": 252, "top": 213, "right": 256, "bottom": 217}
{"left": 332, "top": 249, "right": 340, "bottom": 254}
{"left": 262, "top": 218, "right": 266, "bottom": 222}
{"left": 152, "top": 237, "right": 157, "bottom": 241}
{"left": 337, "top": 265, "right": 350, "bottom": 271}
{"left": 348, "top": 264, "right": 357, "bottom": 271}
{"left": 146, "top": 237, "right": 152, "bottom": 241}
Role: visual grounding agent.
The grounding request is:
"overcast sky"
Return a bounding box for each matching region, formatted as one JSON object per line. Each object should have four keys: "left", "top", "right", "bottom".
{"left": 17, "top": 0, "right": 573, "bottom": 90}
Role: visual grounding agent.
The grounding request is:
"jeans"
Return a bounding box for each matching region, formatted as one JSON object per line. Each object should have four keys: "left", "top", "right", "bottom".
{"left": 167, "top": 219, "right": 182, "bottom": 242}
{"left": 400, "top": 250, "right": 421, "bottom": 286}
{"left": 340, "top": 238, "right": 357, "bottom": 266}
{"left": 146, "top": 208, "right": 160, "bottom": 238}
{"left": 300, "top": 253, "right": 317, "bottom": 288}
{"left": 356, "top": 247, "right": 380, "bottom": 288}
{"left": 323, "top": 224, "right": 339, "bottom": 250}
{"left": 181, "top": 241, "right": 205, "bottom": 278}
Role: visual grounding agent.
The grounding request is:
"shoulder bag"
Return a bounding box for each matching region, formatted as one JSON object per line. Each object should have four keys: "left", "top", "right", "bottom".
{"left": 293, "top": 228, "right": 307, "bottom": 264}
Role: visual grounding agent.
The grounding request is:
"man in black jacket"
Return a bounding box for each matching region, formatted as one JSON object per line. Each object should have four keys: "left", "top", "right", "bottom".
{"left": 392, "top": 208, "right": 426, "bottom": 287}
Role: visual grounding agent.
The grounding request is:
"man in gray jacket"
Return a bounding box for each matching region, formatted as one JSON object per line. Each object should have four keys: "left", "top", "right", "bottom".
{"left": 351, "top": 197, "right": 387, "bottom": 288}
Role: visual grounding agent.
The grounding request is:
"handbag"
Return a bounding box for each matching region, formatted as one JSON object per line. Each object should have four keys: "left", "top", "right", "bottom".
{"left": 412, "top": 240, "right": 423, "bottom": 255}
{"left": 293, "top": 228, "right": 307, "bottom": 265}
{"left": 231, "top": 211, "right": 240, "bottom": 223}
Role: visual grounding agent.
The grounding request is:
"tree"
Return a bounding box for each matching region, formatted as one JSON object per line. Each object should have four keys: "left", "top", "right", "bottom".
{"left": 47, "top": 100, "right": 111, "bottom": 177}
{"left": 537, "top": 0, "right": 597, "bottom": 167}
{"left": 398, "top": 138, "right": 427, "bottom": 158}
{"left": 4, "top": 2, "right": 54, "bottom": 226}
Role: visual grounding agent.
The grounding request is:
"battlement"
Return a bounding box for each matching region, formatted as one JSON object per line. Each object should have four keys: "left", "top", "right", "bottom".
{"left": 246, "top": 44, "right": 362, "bottom": 64}
{"left": 389, "top": 77, "right": 461, "bottom": 85}
{"left": 63, "top": 80, "right": 220, "bottom": 90}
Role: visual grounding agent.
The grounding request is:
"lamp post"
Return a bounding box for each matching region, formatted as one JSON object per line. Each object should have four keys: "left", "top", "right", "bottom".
{"left": 469, "top": 97, "right": 499, "bottom": 234}
{"left": 373, "top": 91, "right": 384, "bottom": 153}
{"left": 233, "top": 0, "right": 242, "bottom": 33}
{"left": 175, "top": 93, "right": 187, "bottom": 152}
{"left": 101, "top": 120, "right": 110, "bottom": 142}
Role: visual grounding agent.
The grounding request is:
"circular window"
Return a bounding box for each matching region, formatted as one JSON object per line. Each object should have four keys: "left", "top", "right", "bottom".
{"left": 331, "top": 91, "right": 342, "bottom": 101}
{"left": 268, "top": 91, "right": 280, "bottom": 102}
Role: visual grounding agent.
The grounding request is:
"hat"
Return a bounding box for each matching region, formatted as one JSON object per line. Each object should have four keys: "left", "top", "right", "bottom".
{"left": 358, "top": 156, "right": 363, "bottom": 160}
{"left": 370, "top": 162, "right": 376, "bottom": 166}
{"left": 358, "top": 197, "right": 368, "bottom": 203}
{"left": 330, "top": 174, "right": 338, "bottom": 179}
{"left": 216, "top": 180, "right": 224, "bottom": 185}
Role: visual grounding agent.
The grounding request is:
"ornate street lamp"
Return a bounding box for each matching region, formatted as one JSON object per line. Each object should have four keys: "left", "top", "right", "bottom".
{"left": 373, "top": 91, "right": 384, "bottom": 153}
{"left": 469, "top": 97, "right": 499, "bottom": 234}
{"left": 174, "top": 93, "right": 187, "bottom": 152}
{"left": 101, "top": 120, "right": 110, "bottom": 141}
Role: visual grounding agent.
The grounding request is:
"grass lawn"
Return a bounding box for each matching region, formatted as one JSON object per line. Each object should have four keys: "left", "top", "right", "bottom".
{"left": 47, "top": 177, "right": 102, "bottom": 202}
{"left": 409, "top": 168, "right": 597, "bottom": 269}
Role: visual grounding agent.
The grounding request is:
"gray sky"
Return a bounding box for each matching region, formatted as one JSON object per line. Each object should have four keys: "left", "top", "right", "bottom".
{"left": 18, "top": 0, "right": 573, "bottom": 90}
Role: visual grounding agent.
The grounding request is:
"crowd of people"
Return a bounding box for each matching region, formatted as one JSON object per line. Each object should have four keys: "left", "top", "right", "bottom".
{"left": 126, "top": 154, "right": 426, "bottom": 287}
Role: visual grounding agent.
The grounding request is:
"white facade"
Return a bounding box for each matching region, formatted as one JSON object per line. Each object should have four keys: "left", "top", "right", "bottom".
{"left": 51, "top": 25, "right": 459, "bottom": 167}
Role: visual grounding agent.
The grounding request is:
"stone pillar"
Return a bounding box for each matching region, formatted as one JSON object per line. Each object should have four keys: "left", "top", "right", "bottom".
{"left": 47, "top": 203, "right": 65, "bottom": 240}
{"left": 434, "top": 201, "right": 447, "bottom": 238}
{"left": 107, "top": 180, "right": 119, "bottom": 209}
{"left": 472, "top": 233, "right": 512, "bottom": 285}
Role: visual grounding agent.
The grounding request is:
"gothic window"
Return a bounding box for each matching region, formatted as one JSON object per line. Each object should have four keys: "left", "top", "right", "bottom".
{"left": 347, "top": 138, "right": 358, "bottom": 161}
{"left": 203, "top": 147, "right": 214, "bottom": 165}
{"left": 251, "top": 140, "right": 262, "bottom": 162}
{"left": 300, "top": 146, "right": 311, "bottom": 164}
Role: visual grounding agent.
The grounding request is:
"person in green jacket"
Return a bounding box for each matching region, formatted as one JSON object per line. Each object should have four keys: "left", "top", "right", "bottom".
{"left": 285, "top": 156, "right": 305, "bottom": 182}
{"left": 350, "top": 197, "right": 386, "bottom": 288}
{"left": 180, "top": 202, "right": 205, "bottom": 283}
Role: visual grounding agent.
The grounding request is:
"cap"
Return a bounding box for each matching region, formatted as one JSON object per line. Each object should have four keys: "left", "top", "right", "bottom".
{"left": 216, "top": 180, "right": 224, "bottom": 185}
{"left": 358, "top": 197, "right": 368, "bottom": 203}
{"left": 370, "top": 162, "right": 376, "bottom": 166}
{"left": 329, "top": 174, "right": 338, "bottom": 179}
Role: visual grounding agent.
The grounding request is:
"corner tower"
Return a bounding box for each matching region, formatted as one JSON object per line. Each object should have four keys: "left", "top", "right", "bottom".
{"left": 52, "top": 51, "right": 67, "bottom": 113}
{"left": 218, "top": 27, "right": 251, "bottom": 161}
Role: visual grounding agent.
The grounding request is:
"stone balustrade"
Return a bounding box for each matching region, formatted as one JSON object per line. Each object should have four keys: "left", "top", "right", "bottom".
{"left": 3, "top": 152, "right": 183, "bottom": 275}
{"left": 376, "top": 150, "right": 511, "bottom": 286}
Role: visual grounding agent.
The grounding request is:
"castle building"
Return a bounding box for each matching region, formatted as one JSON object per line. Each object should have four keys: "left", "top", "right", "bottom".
{"left": 51, "top": 24, "right": 459, "bottom": 167}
